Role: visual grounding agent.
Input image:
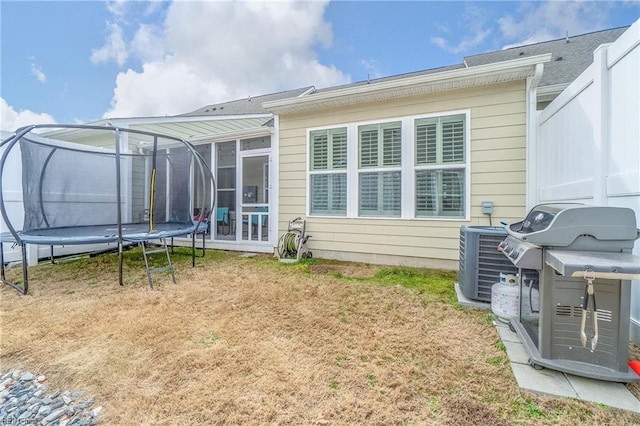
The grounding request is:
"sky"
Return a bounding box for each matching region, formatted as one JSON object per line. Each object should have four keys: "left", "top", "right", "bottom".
{"left": 1, "top": 0, "right": 638, "bottom": 131}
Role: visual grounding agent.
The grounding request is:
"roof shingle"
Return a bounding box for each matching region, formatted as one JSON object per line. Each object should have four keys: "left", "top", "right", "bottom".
{"left": 463, "top": 27, "right": 629, "bottom": 88}
{"left": 179, "top": 87, "right": 314, "bottom": 117}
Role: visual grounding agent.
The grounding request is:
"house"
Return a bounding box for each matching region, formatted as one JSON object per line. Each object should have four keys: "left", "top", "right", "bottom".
{"left": 262, "top": 26, "right": 629, "bottom": 270}
{"left": 2, "top": 25, "right": 636, "bottom": 342}
{"left": 2, "top": 26, "right": 630, "bottom": 265}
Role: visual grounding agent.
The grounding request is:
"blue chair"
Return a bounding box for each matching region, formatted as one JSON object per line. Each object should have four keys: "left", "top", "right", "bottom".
{"left": 216, "top": 207, "right": 230, "bottom": 235}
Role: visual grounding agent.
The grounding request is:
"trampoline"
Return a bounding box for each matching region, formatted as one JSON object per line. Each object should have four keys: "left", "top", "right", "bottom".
{"left": 1, "top": 124, "right": 215, "bottom": 294}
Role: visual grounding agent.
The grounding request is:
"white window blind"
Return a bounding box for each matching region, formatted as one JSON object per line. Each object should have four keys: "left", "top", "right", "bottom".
{"left": 332, "top": 131, "right": 347, "bottom": 169}
{"left": 382, "top": 126, "right": 402, "bottom": 166}
{"left": 416, "top": 121, "right": 437, "bottom": 164}
{"left": 359, "top": 171, "right": 401, "bottom": 217}
{"left": 415, "top": 115, "right": 465, "bottom": 165}
{"left": 359, "top": 122, "right": 401, "bottom": 168}
{"left": 359, "top": 128, "right": 379, "bottom": 168}
{"left": 311, "top": 128, "right": 347, "bottom": 171}
{"left": 357, "top": 122, "right": 402, "bottom": 217}
{"left": 415, "top": 169, "right": 465, "bottom": 217}
{"left": 414, "top": 114, "right": 466, "bottom": 218}
{"left": 311, "top": 133, "right": 328, "bottom": 170}
{"left": 442, "top": 119, "right": 465, "bottom": 163}
{"left": 309, "top": 128, "right": 347, "bottom": 216}
{"left": 311, "top": 173, "right": 347, "bottom": 215}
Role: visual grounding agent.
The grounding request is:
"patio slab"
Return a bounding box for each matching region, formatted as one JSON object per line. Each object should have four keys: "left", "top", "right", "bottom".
{"left": 455, "top": 284, "right": 640, "bottom": 413}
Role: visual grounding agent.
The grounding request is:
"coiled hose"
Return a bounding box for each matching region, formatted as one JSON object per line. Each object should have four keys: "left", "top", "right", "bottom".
{"left": 278, "top": 231, "right": 299, "bottom": 258}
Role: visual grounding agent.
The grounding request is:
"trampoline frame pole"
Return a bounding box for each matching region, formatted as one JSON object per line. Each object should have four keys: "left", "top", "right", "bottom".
{"left": 115, "top": 129, "right": 124, "bottom": 286}
{"left": 0, "top": 126, "right": 35, "bottom": 295}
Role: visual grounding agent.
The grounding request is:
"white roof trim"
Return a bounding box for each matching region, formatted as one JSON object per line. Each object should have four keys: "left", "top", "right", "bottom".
{"left": 263, "top": 54, "right": 552, "bottom": 114}
{"left": 96, "top": 113, "right": 272, "bottom": 127}
{"left": 188, "top": 126, "right": 273, "bottom": 144}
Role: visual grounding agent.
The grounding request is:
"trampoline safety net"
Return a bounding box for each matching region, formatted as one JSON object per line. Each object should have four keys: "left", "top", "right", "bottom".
{"left": 0, "top": 124, "right": 215, "bottom": 294}
{"left": 8, "top": 126, "right": 207, "bottom": 236}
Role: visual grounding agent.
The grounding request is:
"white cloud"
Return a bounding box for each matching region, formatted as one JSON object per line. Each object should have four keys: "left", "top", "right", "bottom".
{"left": 91, "top": 22, "right": 128, "bottom": 66}
{"left": 29, "top": 57, "right": 46, "bottom": 83}
{"left": 430, "top": 28, "right": 493, "bottom": 54}
{"left": 430, "top": 4, "right": 493, "bottom": 54}
{"left": 106, "top": 0, "right": 128, "bottom": 19}
{"left": 130, "top": 23, "right": 166, "bottom": 63}
{"left": 361, "top": 59, "right": 383, "bottom": 80}
{"left": 498, "top": 1, "right": 613, "bottom": 48}
{"left": 0, "top": 98, "right": 56, "bottom": 132}
{"left": 99, "top": 0, "right": 350, "bottom": 118}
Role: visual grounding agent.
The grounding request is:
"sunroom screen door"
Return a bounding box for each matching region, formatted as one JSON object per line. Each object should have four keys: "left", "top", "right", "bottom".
{"left": 240, "top": 154, "right": 269, "bottom": 242}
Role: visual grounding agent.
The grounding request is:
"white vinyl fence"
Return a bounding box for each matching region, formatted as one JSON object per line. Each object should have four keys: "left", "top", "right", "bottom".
{"left": 535, "top": 20, "right": 640, "bottom": 343}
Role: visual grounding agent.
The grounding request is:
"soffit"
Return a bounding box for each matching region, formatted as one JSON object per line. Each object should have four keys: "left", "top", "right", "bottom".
{"left": 263, "top": 54, "right": 552, "bottom": 115}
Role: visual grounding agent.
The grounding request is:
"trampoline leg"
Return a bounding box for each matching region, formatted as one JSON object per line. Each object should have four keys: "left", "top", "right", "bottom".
{"left": 118, "top": 243, "right": 124, "bottom": 286}
{"left": 192, "top": 233, "right": 196, "bottom": 268}
{"left": 21, "top": 244, "right": 28, "bottom": 295}
{"left": 0, "top": 242, "right": 5, "bottom": 282}
{"left": 0, "top": 242, "right": 28, "bottom": 295}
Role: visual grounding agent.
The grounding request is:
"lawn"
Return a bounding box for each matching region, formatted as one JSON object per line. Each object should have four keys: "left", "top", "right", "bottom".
{"left": 1, "top": 247, "right": 639, "bottom": 425}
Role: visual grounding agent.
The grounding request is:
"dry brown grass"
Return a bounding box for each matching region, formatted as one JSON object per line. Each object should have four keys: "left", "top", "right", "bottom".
{"left": 1, "top": 248, "right": 639, "bottom": 425}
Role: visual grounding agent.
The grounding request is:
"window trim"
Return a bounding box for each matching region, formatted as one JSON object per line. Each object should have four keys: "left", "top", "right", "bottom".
{"left": 306, "top": 110, "right": 470, "bottom": 221}
{"left": 307, "top": 126, "right": 349, "bottom": 217}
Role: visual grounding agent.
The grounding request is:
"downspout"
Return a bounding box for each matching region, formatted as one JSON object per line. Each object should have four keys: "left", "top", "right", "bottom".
{"left": 525, "top": 63, "right": 544, "bottom": 211}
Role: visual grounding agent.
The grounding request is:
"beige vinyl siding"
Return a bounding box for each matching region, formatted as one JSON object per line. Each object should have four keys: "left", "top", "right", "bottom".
{"left": 278, "top": 81, "right": 527, "bottom": 268}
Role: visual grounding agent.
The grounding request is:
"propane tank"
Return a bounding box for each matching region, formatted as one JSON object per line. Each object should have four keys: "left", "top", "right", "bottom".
{"left": 491, "top": 273, "right": 520, "bottom": 323}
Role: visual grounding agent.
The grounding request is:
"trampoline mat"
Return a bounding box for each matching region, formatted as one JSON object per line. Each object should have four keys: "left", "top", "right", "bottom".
{"left": 2, "top": 222, "right": 207, "bottom": 245}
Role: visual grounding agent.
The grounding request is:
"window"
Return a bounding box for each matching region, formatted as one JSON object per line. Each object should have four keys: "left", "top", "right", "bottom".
{"left": 415, "top": 169, "right": 465, "bottom": 217}
{"left": 415, "top": 115, "right": 465, "bottom": 165}
{"left": 309, "top": 128, "right": 347, "bottom": 215}
{"left": 307, "top": 112, "right": 468, "bottom": 220}
{"left": 415, "top": 114, "right": 466, "bottom": 218}
{"left": 358, "top": 122, "right": 402, "bottom": 217}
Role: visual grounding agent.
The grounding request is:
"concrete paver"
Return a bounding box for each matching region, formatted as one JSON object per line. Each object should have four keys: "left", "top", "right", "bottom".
{"left": 567, "top": 375, "right": 640, "bottom": 412}
{"left": 455, "top": 283, "right": 640, "bottom": 413}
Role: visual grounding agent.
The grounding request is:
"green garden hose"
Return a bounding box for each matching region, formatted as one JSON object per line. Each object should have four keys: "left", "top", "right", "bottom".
{"left": 278, "top": 231, "right": 299, "bottom": 258}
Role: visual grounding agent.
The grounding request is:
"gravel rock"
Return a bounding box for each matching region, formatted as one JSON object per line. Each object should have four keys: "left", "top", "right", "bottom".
{"left": 0, "top": 370, "right": 101, "bottom": 425}
{"left": 19, "top": 372, "right": 34, "bottom": 382}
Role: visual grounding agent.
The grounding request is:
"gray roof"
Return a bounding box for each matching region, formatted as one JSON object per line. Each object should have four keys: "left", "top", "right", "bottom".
{"left": 180, "top": 86, "right": 314, "bottom": 117}
{"left": 464, "top": 26, "right": 629, "bottom": 88}
{"left": 314, "top": 64, "right": 465, "bottom": 94}
{"left": 314, "top": 26, "right": 628, "bottom": 97}
{"left": 184, "top": 26, "right": 628, "bottom": 115}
